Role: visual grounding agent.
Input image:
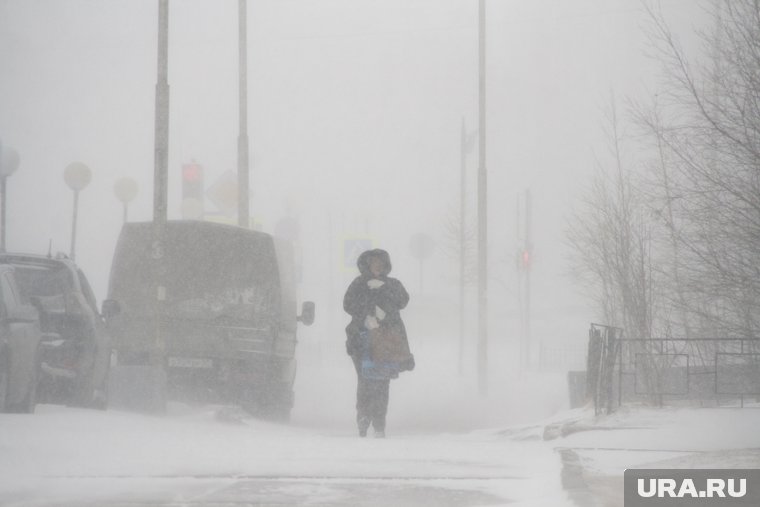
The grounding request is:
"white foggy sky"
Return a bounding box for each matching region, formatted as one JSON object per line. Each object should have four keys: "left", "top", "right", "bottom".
{"left": 0, "top": 0, "right": 707, "bottom": 344}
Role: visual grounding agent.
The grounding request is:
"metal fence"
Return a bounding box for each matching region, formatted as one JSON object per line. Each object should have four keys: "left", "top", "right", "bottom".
{"left": 586, "top": 324, "right": 760, "bottom": 413}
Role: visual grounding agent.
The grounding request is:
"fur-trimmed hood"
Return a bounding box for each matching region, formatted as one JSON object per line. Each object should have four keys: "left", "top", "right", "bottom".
{"left": 356, "top": 249, "right": 392, "bottom": 277}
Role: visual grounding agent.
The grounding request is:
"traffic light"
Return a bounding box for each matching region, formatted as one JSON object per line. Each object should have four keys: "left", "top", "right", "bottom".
{"left": 522, "top": 249, "right": 531, "bottom": 269}
{"left": 181, "top": 162, "right": 204, "bottom": 219}
{"left": 516, "top": 248, "right": 532, "bottom": 270}
{"left": 182, "top": 163, "right": 203, "bottom": 200}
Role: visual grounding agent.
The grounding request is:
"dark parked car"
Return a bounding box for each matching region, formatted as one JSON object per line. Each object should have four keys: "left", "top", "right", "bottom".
{"left": 0, "top": 264, "right": 42, "bottom": 413}
{"left": 0, "top": 253, "right": 111, "bottom": 409}
{"left": 105, "top": 220, "right": 314, "bottom": 418}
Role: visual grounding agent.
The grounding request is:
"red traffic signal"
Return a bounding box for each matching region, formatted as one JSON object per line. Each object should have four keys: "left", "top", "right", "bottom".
{"left": 181, "top": 163, "right": 204, "bottom": 201}
{"left": 182, "top": 164, "right": 202, "bottom": 183}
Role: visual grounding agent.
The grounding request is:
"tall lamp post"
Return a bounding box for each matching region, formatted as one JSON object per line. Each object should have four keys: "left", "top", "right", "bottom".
{"left": 237, "top": 0, "right": 250, "bottom": 228}
{"left": 0, "top": 147, "right": 20, "bottom": 253}
{"left": 63, "top": 162, "right": 92, "bottom": 261}
{"left": 477, "top": 0, "right": 489, "bottom": 395}
{"left": 114, "top": 177, "right": 139, "bottom": 224}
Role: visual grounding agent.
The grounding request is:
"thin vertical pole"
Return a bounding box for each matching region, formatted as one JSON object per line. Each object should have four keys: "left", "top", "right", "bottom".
{"left": 327, "top": 210, "right": 335, "bottom": 363}
{"left": 0, "top": 177, "right": 6, "bottom": 253}
{"left": 237, "top": 0, "right": 250, "bottom": 228}
{"left": 419, "top": 258, "right": 424, "bottom": 294}
{"left": 153, "top": 0, "right": 170, "bottom": 226}
{"left": 458, "top": 118, "right": 466, "bottom": 375}
{"left": 517, "top": 193, "right": 524, "bottom": 367}
{"left": 70, "top": 190, "right": 79, "bottom": 260}
{"left": 525, "top": 189, "right": 532, "bottom": 366}
{"left": 477, "top": 0, "right": 488, "bottom": 395}
{"left": 150, "top": 0, "right": 170, "bottom": 412}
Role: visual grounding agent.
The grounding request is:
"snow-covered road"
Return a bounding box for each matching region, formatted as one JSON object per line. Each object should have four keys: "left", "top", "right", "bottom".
{"left": 0, "top": 404, "right": 571, "bottom": 507}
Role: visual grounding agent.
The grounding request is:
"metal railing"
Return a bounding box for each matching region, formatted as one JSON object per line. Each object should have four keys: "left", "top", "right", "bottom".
{"left": 586, "top": 324, "right": 760, "bottom": 412}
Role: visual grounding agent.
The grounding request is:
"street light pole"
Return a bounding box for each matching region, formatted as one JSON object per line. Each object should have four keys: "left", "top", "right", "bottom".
{"left": 459, "top": 117, "right": 467, "bottom": 375}
{"left": 63, "top": 162, "right": 91, "bottom": 261}
{"left": 70, "top": 189, "right": 80, "bottom": 259}
{"left": 237, "top": 0, "right": 250, "bottom": 228}
{"left": 0, "top": 146, "right": 19, "bottom": 253}
{"left": 0, "top": 177, "right": 5, "bottom": 252}
{"left": 114, "top": 177, "right": 139, "bottom": 224}
{"left": 148, "top": 0, "right": 170, "bottom": 413}
{"left": 0, "top": 138, "right": 3, "bottom": 252}
{"left": 154, "top": 0, "right": 170, "bottom": 226}
{"left": 477, "top": 0, "right": 489, "bottom": 395}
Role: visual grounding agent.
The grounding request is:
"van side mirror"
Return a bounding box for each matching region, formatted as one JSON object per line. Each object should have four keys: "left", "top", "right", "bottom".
{"left": 297, "top": 301, "right": 315, "bottom": 326}
{"left": 102, "top": 299, "right": 121, "bottom": 319}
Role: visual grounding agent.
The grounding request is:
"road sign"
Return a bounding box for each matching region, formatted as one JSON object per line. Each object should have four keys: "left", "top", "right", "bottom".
{"left": 206, "top": 170, "right": 239, "bottom": 217}
{"left": 344, "top": 238, "right": 373, "bottom": 270}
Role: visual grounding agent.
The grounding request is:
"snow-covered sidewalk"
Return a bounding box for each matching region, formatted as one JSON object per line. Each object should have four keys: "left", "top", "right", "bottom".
{"left": 0, "top": 403, "right": 572, "bottom": 507}
{"left": 542, "top": 406, "right": 760, "bottom": 506}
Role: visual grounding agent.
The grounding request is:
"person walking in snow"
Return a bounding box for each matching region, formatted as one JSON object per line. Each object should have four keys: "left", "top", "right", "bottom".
{"left": 344, "top": 249, "right": 413, "bottom": 438}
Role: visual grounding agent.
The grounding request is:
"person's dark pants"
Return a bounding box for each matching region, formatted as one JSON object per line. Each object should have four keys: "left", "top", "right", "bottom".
{"left": 352, "top": 357, "right": 390, "bottom": 432}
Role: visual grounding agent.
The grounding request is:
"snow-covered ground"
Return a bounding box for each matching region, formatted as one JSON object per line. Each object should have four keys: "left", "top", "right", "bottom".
{"left": 0, "top": 402, "right": 570, "bottom": 507}
{"left": 2, "top": 390, "right": 760, "bottom": 506}
{"left": 2, "top": 302, "right": 758, "bottom": 506}
{"left": 544, "top": 405, "right": 760, "bottom": 507}
{"left": 0, "top": 295, "right": 586, "bottom": 506}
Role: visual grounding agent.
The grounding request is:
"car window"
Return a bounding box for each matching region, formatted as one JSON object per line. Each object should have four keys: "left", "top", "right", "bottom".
{"left": 1, "top": 274, "right": 18, "bottom": 310}
{"left": 77, "top": 270, "right": 98, "bottom": 313}
{"left": 6, "top": 273, "right": 29, "bottom": 305}
{"left": 14, "top": 265, "right": 71, "bottom": 312}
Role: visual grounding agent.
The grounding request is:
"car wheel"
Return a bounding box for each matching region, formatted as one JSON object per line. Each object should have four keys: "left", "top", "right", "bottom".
{"left": 90, "top": 365, "right": 109, "bottom": 410}
{"left": 0, "top": 356, "right": 9, "bottom": 413}
{"left": 8, "top": 352, "right": 38, "bottom": 414}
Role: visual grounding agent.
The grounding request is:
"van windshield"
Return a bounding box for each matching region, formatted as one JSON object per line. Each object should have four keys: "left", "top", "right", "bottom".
{"left": 109, "top": 223, "right": 280, "bottom": 321}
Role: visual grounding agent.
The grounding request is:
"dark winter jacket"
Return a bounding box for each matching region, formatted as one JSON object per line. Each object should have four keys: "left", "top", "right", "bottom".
{"left": 343, "top": 249, "right": 410, "bottom": 361}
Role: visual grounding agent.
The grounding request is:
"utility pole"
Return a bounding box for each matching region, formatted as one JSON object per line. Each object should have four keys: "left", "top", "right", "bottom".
{"left": 149, "top": 0, "right": 170, "bottom": 412}
{"left": 154, "top": 0, "right": 169, "bottom": 226}
{"left": 237, "top": 0, "right": 250, "bottom": 228}
{"left": 477, "top": 0, "right": 488, "bottom": 395}
{"left": 524, "top": 189, "right": 532, "bottom": 366}
{"left": 458, "top": 117, "right": 467, "bottom": 375}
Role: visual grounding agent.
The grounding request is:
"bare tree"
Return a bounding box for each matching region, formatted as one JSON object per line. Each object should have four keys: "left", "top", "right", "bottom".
{"left": 441, "top": 206, "right": 478, "bottom": 287}
{"left": 633, "top": 0, "right": 760, "bottom": 338}
{"left": 568, "top": 98, "right": 656, "bottom": 342}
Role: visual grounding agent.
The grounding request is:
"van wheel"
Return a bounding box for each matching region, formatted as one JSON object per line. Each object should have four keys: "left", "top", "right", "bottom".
{"left": 261, "top": 385, "right": 293, "bottom": 423}
{"left": 266, "top": 403, "right": 291, "bottom": 423}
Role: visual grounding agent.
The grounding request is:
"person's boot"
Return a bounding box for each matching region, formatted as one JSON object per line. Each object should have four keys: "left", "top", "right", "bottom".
{"left": 358, "top": 415, "right": 370, "bottom": 437}
{"left": 374, "top": 429, "right": 385, "bottom": 439}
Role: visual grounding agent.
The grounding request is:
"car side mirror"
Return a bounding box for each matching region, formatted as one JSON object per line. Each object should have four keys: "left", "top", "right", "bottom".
{"left": 102, "top": 299, "right": 121, "bottom": 319}
{"left": 297, "top": 301, "right": 315, "bottom": 326}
